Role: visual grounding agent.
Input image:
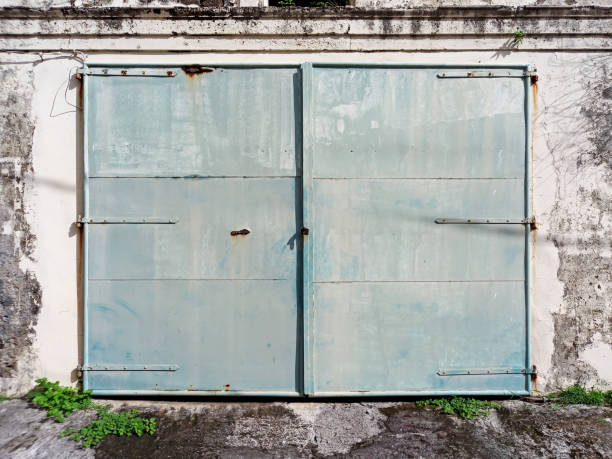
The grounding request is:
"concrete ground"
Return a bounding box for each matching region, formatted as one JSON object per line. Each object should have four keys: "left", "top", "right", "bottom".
{"left": 1, "top": 397, "right": 611, "bottom": 458}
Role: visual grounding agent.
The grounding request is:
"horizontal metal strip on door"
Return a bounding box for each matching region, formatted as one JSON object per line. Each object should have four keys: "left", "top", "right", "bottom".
{"left": 89, "top": 390, "right": 303, "bottom": 397}
{"left": 437, "top": 368, "right": 537, "bottom": 376}
{"left": 77, "top": 68, "right": 177, "bottom": 77}
{"left": 89, "top": 175, "right": 301, "bottom": 179}
{"left": 436, "top": 70, "right": 535, "bottom": 78}
{"left": 88, "top": 278, "right": 289, "bottom": 281}
{"left": 313, "top": 279, "right": 525, "bottom": 283}
{"left": 77, "top": 217, "right": 179, "bottom": 225}
{"left": 78, "top": 364, "right": 179, "bottom": 371}
{"left": 435, "top": 217, "right": 534, "bottom": 224}
{"left": 313, "top": 177, "right": 524, "bottom": 180}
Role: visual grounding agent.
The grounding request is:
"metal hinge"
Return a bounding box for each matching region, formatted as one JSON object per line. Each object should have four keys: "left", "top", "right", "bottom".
{"left": 76, "top": 216, "right": 179, "bottom": 227}
{"left": 437, "top": 367, "right": 537, "bottom": 376}
{"left": 437, "top": 70, "right": 537, "bottom": 79}
{"left": 76, "top": 68, "right": 177, "bottom": 77}
{"left": 435, "top": 217, "right": 536, "bottom": 228}
{"left": 77, "top": 364, "right": 179, "bottom": 371}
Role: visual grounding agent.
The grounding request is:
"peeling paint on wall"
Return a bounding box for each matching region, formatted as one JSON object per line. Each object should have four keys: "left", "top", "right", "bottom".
{"left": 0, "top": 65, "right": 42, "bottom": 394}
{"left": 547, "top": 55, "right": 611, "bottom": 390}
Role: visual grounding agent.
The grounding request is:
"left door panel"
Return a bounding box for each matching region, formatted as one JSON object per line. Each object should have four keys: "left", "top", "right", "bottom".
{"left": 83, "top": 66, "right": 302, "bottom": 395}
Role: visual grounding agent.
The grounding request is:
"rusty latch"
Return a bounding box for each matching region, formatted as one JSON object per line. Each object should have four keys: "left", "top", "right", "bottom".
{"left": 230, "top": 228, "right": 250, "bottom": 236}
{"left": 301, "top": 226, "right": 310, "bottom": 236}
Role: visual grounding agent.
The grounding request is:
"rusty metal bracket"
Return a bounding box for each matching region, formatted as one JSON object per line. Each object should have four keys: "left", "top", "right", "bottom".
{"left": 301, "top": 226, "right": 310, "bottom": 236}
{"left": 182, "top": 65, "right": 214, "bottom": 75}
{"left": 76, "top": 68, "right": 177, "bottom": 77}
{"left": 230, "top": 228, "right": 250, "bottom": 236}
{"left": 77, "top": 364, "right": 179, "bottom": 371}
{"left": 76, "top": 216, "right": 178, "bottom": 227}
{"left": 437, "top": 367, "right": 537, "bottom": 376}
{"left": 435, "top": 217, "right": 535, "bottom": 225}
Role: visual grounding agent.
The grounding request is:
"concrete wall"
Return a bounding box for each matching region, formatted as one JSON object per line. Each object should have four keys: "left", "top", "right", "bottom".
{"left": 0, "top": 3, "right": 610, "bottom": 395}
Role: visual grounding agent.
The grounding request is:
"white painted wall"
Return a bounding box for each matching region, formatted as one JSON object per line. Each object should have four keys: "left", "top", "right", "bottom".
{"left": 26, "top": 57, "right": 82, "bottom": 387}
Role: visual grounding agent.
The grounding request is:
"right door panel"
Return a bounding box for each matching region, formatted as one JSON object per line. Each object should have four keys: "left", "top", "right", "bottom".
{"left": 305, "top": 65, "right": 529, "bottom": 395}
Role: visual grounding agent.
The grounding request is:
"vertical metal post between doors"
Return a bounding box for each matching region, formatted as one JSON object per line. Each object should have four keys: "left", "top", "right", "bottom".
{"left": 301, "top": 63, "right": 315, "bottom": 396}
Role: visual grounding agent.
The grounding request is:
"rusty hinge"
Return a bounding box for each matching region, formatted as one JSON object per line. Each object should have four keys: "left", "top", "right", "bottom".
{"left": 230, "top": 228, "right": 250, "bottom": 236}
{"left": 435, "top": 217, "right": 536, "bottom": 228}
{"left": 77, "top": 68, "right": 177, "bottom": 77}
{"left": 77, "top": 364, "right": 179, "bottom": 372}
{"left": 76, "top": 216, "right": 179, "bottom": 227}
{"left": 437, "top": 70, "right": 536, "bottom": 79}
{"left": 437, "top": 367, "right": 537, "bottom": 376}
{"left": 301, "top": 226, "right": 310, "bottom": 236}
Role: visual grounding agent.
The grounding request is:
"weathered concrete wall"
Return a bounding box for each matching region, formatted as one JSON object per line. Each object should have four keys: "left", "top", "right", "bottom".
{"left": 0, "top": 4, "right": 610, "bottom": 395}
{"left": 541, "top": 54, "right": 612, "bottom": 389}
{"left": 0, "top": 61, "right": 42, "bottom": 395}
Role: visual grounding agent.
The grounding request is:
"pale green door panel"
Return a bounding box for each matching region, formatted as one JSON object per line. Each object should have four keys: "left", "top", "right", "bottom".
{"left": 303, "top": 64, "right": 531, "bottom": 396}
{"left": 88, "top": 68, "right": 300, "bottom": 178}
{"left": 88, "top": 178, "right": 297, "bottom": 280}
{"left": 310, "top": 67, "right": 525, "bottom": 179}
{"left": 83, "top": 65, "right": 302, "bottom": 395}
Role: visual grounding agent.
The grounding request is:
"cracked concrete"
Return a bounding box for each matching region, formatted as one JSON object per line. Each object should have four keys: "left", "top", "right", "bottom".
{"left": 1, "top": 398, "right": 611, "bottom": 457}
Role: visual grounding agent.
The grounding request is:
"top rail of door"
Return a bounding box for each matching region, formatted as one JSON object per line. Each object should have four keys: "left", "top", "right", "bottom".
{"left": 82, "top": 62, "right": 533, "bottom": 70}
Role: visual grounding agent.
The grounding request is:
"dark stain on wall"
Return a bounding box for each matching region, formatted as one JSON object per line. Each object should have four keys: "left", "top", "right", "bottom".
{"left": 578, "top": 74, "right": 612, "bottom": 171}
{"left": 0, "top": 66, "right": 42, "bottom": 388}
{"left": 548, "top": 56, "right": 611, "bottom": 389}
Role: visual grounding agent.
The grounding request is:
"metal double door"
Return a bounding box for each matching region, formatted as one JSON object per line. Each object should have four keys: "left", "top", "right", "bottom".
{"left": 82, "top": 63, "right": 531, "bottom": 396}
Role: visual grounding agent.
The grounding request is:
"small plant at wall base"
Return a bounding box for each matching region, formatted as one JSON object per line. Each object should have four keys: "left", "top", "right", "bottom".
{"left": 550, "top": 384, "right": 612, "bottom": 406}
{"left": 62, "top": 407, "right": 157, "bottom": 448}
{"left": 29, "top": 377, "right": 93, "bottom": 422}
{"left": 29, "top": 378, "right": 157, "bottom": 447}
{"left": 416, "top": 397, "right": 502, "bottom": 420}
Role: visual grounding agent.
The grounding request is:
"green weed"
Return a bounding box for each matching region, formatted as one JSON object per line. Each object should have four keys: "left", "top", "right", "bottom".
{"left": 416, "top": 397, "right": 502, "bottom": 420}
{"left": 61, "top": 406, "right": 157, "bottom": 448}
{"left": 512, "top": 29, "right": 526, "bottom": 45}
{"left": 0, "top": 393, "right": 10, "bottom": 402}
{"left": 550, "top": 384, "right": 612, "bottom": 406}
{"left": 29, "top": 378, "right": 93, "bottom": 422}
{"left": 29, "top": 377, "right": 157, "bottom": 447}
